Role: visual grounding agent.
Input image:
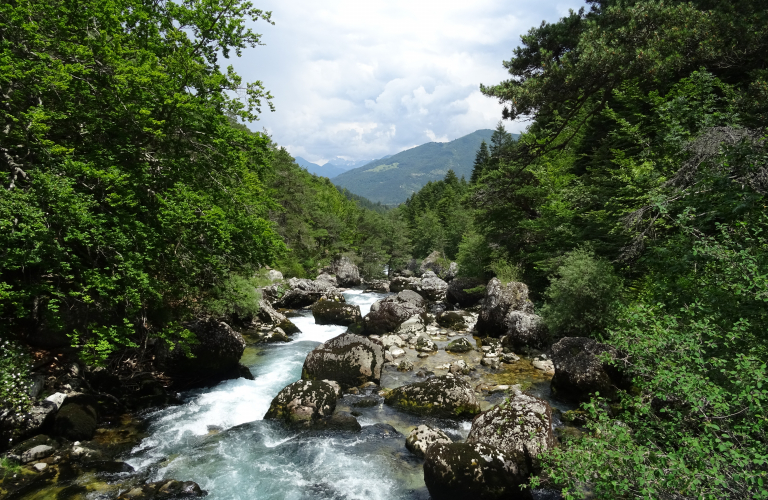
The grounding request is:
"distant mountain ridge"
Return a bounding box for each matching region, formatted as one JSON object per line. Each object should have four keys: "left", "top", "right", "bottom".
{"left": 331, "top": 129, "right": 508, "bottom": 205}
{"left": 294, "top": 156, "right": 381, "bottom": 179}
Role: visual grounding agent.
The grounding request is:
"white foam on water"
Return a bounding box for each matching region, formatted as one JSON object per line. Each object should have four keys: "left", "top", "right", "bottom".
{"left": 125, "top": 289, "right": 427, "bottom": 499}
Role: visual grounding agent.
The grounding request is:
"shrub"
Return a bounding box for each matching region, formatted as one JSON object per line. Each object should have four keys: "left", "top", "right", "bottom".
{"left": 456, "top": 231, "right": 491, "bottom": 279}
{"left": 540, "top": 248, "right": 623, "bottom": 339}
{"left": 0, "top": 340, "right": 32, "bottom": 419}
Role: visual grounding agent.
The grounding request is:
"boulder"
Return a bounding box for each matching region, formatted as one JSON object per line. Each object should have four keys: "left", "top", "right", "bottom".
{"left": 501, "top": 311, "right": 548, "bottom": 349}
{"left": 267, "top": 269, "right": 284, "bottom": 282}
{"left": 117, "top": 480, "right": 206, "bottom": 499}
{"left": 21, "top": 444, "right": 54, "bottom": 464}
{"left": 550, "top": 337, "right": 624, "bottom": 403}
{"left": 418, "top": 272, "right": 449, "bottom": 301}
{"left": 161, "top": 318, "right": 246, "bottom": 381}
{"left": 397, "top": 314, "right": 426, "bottom": 335}
{"left": 405, "top": 424, "right": 452, "bottom": 458}
{"left": 302, "top": 333, "right": 385, "bottom": 389}
{"left": 323, "top": 256, "right": 361, "bottom": 287}
{"left": 264, "top": 380, "right": 337, "bottom": 427}
{"left": 475, "top": 279, "right": 534, "bottom": 337}
{"left": 415, "top": 335, "right": 437, "bottom": 353}
{"left": 397, "top": 360, "right": 414, "bottom": 372}
{"left": 310, "top": 411, "right": 362, "bottom": 432}
{"left": 363, "top": 290, "right": 426, "bottom": 335}
{"left": 257, "top": 299, "right": 286, "bottom": 326}
{"left": 384, "top": 375, "right": 480, "bottom": 419}
{"left": 419, "top": 251, "right": 452, "bottom": 280}
{"left": 312, "top": 299, "right": 362, "bottom": 326}
{"left": 437, "top": 311, "right": 467, "bottom": 330}
{"left": 389, "top": 276, "right": 421, "bottom": 293}
{"left": 365, "top": 279, "right": 390, "bottom": 293}
{"left": 446, "top": 277, "right": 486, "bottom": 307}
{"left": 262, "top": 277, "right": 343, "bottom": 308}
{"left": 445, "top": 337, "right": 473, "bottom": 353}
{"left": 0, "top": 400, "right": 58, "bottom": 450}
{"left": 424, "top": 441, "right": 532, "bottom": 500}
{"left": 54, "top": 396, "right": 99, "bottom": 441}
{"left": 467, "top": 392, "right": 554, "bottom": 470}
{"left": 264, "top": 327, "right": 290, "bottom": 343}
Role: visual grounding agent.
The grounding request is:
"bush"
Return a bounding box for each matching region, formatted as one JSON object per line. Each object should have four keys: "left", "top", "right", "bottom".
{"left": 456, "top": 231, "right": 491, "bottom": 279}
{"left": 540, "top": 248, "right": 623, "bottom": 339}
{"left": 0, "top": 340, "right": 32, "bottom": 419}
{"left": 488, "top": 259, "right": 522, "bottom": 284}
{"left": 204, "top": 274, "right": 268, "bottom": 319}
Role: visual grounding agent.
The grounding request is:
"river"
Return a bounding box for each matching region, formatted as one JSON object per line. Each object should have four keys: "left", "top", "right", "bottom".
{"left": 124, "top": 290, "right": 446, "bottom": 500}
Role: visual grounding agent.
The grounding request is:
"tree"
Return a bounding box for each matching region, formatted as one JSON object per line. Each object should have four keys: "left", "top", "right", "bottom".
{"left": 0, "top": 0, "right": 281, "bottom": 362}
{"left": 470, "top": 140, "right": 491, "bottom": 183}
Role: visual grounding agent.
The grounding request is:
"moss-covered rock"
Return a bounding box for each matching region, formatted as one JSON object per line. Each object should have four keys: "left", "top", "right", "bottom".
{"left": 383, "top": 375, "right": 480, "bottom": 419}
{"left": 445, "top": 337, "right": 473, "bottom": 353}
{"left": 475, "top": 278, "right": 534, "bottom": 337}
{"left": 423, "top": 441, "right": 532, "bottom": 500}
{"left": 436, "top": 311, "right": 467, "bottom": 330}
{"left": 405, "top": 424, "right": 452, "bottom": 458}
{"left": 160, "top": 318, "right": 246, "bottom": 384}
{"left": 466, "top": 392, "right": 554, "bottom": 471}
{"left": 446, "top": 277, "right": 486, "bottom": 307}
{"left": 311, "top": 299, "right": 362, "bottom": 326}
{"left": 301, "top": 333, "right": 385, "bottom": 389}
{"left": 550, "top": 336, "right": 625, "bottom": 403}
{"left": 363, "top": 290, "right": 426, "bottom": 335}
{"left": 54, "top": 396, "right": 99, "bottom": 441}
{"left": 263, "top": 380, "right": 338, "bottom": 427}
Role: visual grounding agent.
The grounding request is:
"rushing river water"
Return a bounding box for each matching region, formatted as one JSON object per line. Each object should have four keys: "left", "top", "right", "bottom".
{"left": 124, "top": 290, "right": 447, "bottom": 500}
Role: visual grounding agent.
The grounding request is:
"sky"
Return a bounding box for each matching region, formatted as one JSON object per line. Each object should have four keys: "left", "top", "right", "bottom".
{"left": 233, "top": 0, "right": 586, "bottom": 164}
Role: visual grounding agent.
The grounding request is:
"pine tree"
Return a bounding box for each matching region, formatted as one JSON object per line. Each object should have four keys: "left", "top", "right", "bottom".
{"left": 470, "top": 140, "right": 490, "bottom": 184}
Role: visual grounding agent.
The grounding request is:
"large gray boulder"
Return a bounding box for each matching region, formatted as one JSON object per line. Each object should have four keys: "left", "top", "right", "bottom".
{"left": 54, "top": 395, "right": 99, "bottom": 441}
{"left": 424, "top": 441, "right": 532, "bottom": 500}
{"left": 363, "top": 290, "right": 426, "bottom": 335}
{"left": 419, "top": 251, "right": 456, "bottom": 281}
{"left": 256, "top": 299, "right": 300, "bottom": 334}
{"left": 501, "top": 311, "right": 547, "bottom": 350}
{"left": 384, "top": 375, "right": 480, "bottom": 419}
{"left": 446, "top": 277, "right": 486, "bottom": 307}
{"left": 389, "top": 276, "right": 421, "bottom": 293}
{"left": 475, "top": 279, "right": 534, "bottom": 337}
{"left": 161, "top": 318, "right": 246, "bottom": 381}
{"left": 323, "top": 256, "right": 362, "bottom": 287}
{"left": 264, "top": 380, "right": 338, "bottom": 427}
{"left": 406, "top": 424, "right": 452, "bottom": 458}
{"left": 0, "top": 400, "right": 58, "bottom": 451}
{"left": 311, "top": 299, "right": 362, "bottom": 326}
{"left": 419, "top": 271, "right": 448, "bottom": 301}
{"left": 262, "top": 277, "right": 343, "bottom": 308}
{"left": 467, "top": 392, "right": 554, "bottom": 470}
{"left": 302, "top": 333, "right": 385, "bottom": 389}
{"left": 550, "top": 337, "right": 624, "bottom": 403}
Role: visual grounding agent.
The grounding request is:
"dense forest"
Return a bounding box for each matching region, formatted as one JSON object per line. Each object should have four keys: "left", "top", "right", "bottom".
{"left": 1, "top": 0, "right": 767, "bottom": 498}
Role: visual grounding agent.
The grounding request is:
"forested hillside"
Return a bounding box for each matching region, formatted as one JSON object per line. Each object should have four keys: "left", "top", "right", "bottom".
{"left": 396, "top": 1, "right": 768, "bottom": 497}
{"left": 332, "top": 129, "right": 499, "bottom": 204}
{"left": 1, "top": 0, "right": 767, "bottom": 498}
{"left": 0, "top": 0, "right": 402, "bottom": 416}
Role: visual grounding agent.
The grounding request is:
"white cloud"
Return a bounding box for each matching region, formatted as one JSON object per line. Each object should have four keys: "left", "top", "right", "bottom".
{"left": 233, "top": 0, "right": 585, "bottom": 163}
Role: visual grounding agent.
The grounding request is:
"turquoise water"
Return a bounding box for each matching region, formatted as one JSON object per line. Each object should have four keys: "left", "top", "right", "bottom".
{"left": 124, "top": 290, "right": 442, "bottom": 500}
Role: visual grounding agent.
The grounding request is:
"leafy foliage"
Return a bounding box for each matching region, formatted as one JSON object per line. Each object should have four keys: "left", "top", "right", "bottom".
{"left": 0, "top": 0, "right": 283, "bottom": 364}
{"left": 540, "top": 248, "right": 623, "bottom": 339}
{"left": 0, "top": 340, "right": 31, "bottom": 419}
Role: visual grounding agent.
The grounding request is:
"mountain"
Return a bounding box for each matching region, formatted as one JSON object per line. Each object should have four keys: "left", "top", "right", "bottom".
{"left": 294, "top": 156, "right": 348, "bottom": 179}
{"left": 295, "top": 156, "right": 379, "bottom": 179}
{"left": 324, "top": 157, "right": 378, "bottom": 170}
{"left": 331, "top": 129, "right": 507, "bottom": 205}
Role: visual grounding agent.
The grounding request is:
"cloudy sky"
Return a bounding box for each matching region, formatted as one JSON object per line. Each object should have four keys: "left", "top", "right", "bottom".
{"left": 233, "top": 0, "right": 585, "bottom": 164}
